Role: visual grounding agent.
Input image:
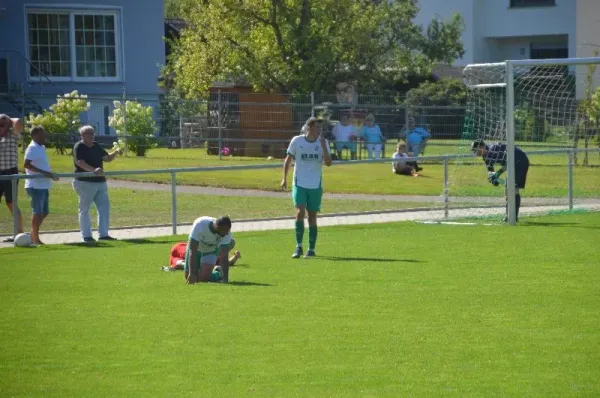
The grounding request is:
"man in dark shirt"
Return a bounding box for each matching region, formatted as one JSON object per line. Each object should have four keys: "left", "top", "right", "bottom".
{"left": 472, "top": 139, "right": 530, "bottom": 222}
{"left": 72, "top": 125, "right": 122, "bottom": 242}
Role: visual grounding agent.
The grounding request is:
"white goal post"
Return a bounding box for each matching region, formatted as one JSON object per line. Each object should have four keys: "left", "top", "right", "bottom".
{"left": 462, "top": 57, "right": 600, "bottom": 225}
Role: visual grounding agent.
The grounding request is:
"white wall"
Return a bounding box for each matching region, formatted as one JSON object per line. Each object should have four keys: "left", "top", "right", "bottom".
{"left": 412, "top": 0, "right": 475, "bottom": 64}
{"left": 575, "top": 0, "right": 600, "bottom": 99}
{"left": 415, "top": 0, "right": 576, "bottom": 66}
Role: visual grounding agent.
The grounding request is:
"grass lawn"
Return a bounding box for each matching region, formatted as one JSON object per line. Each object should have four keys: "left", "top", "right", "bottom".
{"left": 13, "top": 143, "right": 600, "bottom": 197}
{"left": 0, "top": 183, "right": 434, "bottom": 235}
{"left": 1, "top": 212, "right": 599, "bottom": 396}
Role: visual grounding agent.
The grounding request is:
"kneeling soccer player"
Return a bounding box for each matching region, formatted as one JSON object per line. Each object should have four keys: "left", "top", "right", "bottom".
{"left": 164, "top": 240, "right": 241, "bottom": 272}
{"left": 184, "top": 215, "right": 234, "bottom": 284}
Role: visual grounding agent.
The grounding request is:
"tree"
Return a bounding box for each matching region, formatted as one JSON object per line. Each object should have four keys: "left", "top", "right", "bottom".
{"left": 576, "top": 50, "right": 600, "bottom": 166}
{"left": 165, "top": 0, "right": 464, "bottom": 97}
{"left": 26, "top": 90, "right": 90, "bottom": 154}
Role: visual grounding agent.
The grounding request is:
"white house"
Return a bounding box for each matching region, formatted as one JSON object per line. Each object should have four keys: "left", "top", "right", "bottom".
{"left": 415, "top": 0, "right": 600, "bottom": 98}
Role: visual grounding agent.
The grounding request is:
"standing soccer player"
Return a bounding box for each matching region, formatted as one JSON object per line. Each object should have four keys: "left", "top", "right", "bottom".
{"left": 281, "top": 117, "right": 333, "bottom": 258}
{"left": 471, "top": 139, "right": 530, "bottom": 222}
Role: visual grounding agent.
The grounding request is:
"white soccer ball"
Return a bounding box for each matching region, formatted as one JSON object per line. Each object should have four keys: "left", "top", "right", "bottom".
{"left": 14, "top": 233, "right": 32, "bottom": 247}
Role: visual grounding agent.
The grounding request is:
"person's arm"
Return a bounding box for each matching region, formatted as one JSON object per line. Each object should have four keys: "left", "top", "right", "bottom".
{"left": 186, "top": 238, "right": 199, "bottom": 284}
{"left": 103, "top": 148, "right": 122, "bottom": 162}
{"left": 281, "top": 138, "right": 296, "bottom": 189}
{"left": 218, "top": 246, "right": 230, "bottom": 283}
{"left": 320, "top": 136, "right": 333, "bottom": 167}
{"left": 23, "top": 159, "right": 58, "bottom": 181}
{"left": 74, "top": 145, "right": 104, "bottom": 175}
{"left": 281, "top": 155, "right": 293, "bottom": 188}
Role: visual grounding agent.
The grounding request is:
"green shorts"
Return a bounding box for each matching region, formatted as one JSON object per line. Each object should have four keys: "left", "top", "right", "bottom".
{"left": 292, "top": 185, "right": 323, "bottom": 212}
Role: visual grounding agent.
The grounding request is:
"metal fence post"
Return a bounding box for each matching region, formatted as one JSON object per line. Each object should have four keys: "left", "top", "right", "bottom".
{"left": 122, "top": 87, "right": 128, "bottom": 157}
{"left": 568, "top": 150, "right": 574, "bottom": 210}
{"left": 12, "top": 178, "right": 19, "bottom": 240}
{"left": 218, "top": 90, "right": 223, "bottom": 160}
{"left": 171, "top": 170, "right": 177, "bottom": 235}
{"left": 444, "top": 156, "right": 449, "bottom": 219}
{"left": 310, "top": 92, "right": 315, "bottom": 117}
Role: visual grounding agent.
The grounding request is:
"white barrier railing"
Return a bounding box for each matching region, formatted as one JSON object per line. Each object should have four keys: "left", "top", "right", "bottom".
{"left": 1, "top": 148, "right": 598, "bottom": 240}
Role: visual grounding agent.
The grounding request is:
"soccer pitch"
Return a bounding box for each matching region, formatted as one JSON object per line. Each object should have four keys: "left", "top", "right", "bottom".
{"left": 1, "top": 212, "right": 599, "bottom": 396}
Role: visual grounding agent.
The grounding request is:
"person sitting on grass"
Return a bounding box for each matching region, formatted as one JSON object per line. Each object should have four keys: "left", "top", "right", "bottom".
{"left": 163, "top": 240, "right": 241, "bottom": 272}
{"left": 391, "top": 143, "right": 418, "bottom": 177}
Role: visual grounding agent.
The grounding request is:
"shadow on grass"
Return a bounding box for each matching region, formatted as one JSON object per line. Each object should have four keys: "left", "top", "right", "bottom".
{"left": 319, "top": 256, "right": 422, "bottom": 263}
{"left": 227, "top": 280, "right": 272, "bottom": 287}
{"left": 521, "top": 221, "right": 600, "bottom": 229}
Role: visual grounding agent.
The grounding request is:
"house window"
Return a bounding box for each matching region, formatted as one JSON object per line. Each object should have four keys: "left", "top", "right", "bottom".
{"left": 510, "top": 0, "right": 556, "bottom": 7}
{"left": 27, "top": 9, "right": 120, "bottom": 81}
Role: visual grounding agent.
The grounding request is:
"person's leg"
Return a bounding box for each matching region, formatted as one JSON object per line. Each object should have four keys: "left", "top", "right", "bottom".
{"left": 349, "top": 142, "right": 357, "bottom": 160}
{"left": 374, "top": 144, "right": 382, "bottom": 159}
{"left": 410, "top": 144, "right": 422, "bottom": 171}
{"left": 292, "top": 185, "right": 307, "bottom": 258}
{"left": 94, "top": 182, "right": 112, "bottom": 239}
{"left": 305, "top": 187, "right": 323, "bottom": 257}
{"left": 3, "top": 177, "right": 24, "bottom": 241}
{"left": 366, "top": 144, "right": 374, "bottom": 159}
{"left": 27, "top": 188, "right": 44, "bottom": 244}
{"left": 73, "top": 180, "right": 96, "bottom": 240}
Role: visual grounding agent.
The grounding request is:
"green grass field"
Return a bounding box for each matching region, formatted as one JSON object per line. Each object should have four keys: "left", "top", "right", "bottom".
{"left": 0, "top": 183, "right": 434, "bottom": 235}
{"left": 13, "top": 142, "right": 600, "bottom": 198}
{"left": 1, "top": 212, "right": 599, "bottom": 396}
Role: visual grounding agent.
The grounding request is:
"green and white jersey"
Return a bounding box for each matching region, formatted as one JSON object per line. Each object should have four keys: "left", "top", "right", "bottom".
{"left": 287, "top": 135, "right": 330, "bottom": 189}
{"left": 188, "top": 216, "right": 232, "bottom": 253}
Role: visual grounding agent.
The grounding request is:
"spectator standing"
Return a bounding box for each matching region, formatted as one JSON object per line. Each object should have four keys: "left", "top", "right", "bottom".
{"left": 0, "top": 114, "right": 24, "bottom": 242}
{"left": 72, "top": 125, "right": 122, "bottom": 242}
{"left": 23, "top": 126, "right": 59, "bottom": 245}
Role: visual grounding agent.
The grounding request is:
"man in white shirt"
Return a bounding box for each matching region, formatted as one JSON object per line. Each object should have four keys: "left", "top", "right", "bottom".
{"left": 281, "top": 117, "right": 333, "bottom": 258}
{"left": 23, "top": 126, "right": 59, "bottom": 245}
{"left": 184, "top": 215, "right": 234, "bottom": 284}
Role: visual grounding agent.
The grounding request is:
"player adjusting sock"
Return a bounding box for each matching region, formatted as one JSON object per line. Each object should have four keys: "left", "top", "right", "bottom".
{"left": 516, "top": 194, "right": 521, "bottom": 220}
{"left": 295, "top": 221, "right": 304, "bottom": 247}
{"left": 309, "top": 225, "right": 318, "bottom": 251}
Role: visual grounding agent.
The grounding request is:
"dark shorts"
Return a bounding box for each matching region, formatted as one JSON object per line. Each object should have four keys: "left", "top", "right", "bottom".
{"left": 26, "top": 188, "right": 50, "bottom": 215}
{"left": 394, "top": 167, "right": 413, "bottom": 176}
{"left": 0, "top": 167, "right": 19, "bottom": 204}
{"left": 515, "top": 159, "right": 530, "bottom": 189}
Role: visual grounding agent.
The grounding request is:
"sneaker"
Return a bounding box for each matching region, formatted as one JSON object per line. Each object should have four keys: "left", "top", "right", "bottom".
{"left": 161, "top": 266, "right": 175, "bottom": 272}
{"left": 2, "top": 237, "right": 14, "bottom": 243}
{"left": 83, "top": 237, "right": 96, "bottom": 243}
{"left": 99, "top": 236, "right": 117, "bottom": 241}
{"left": 304, "top": 250, "right": 316, "bottom": 258}
{"left": 292, "top": 246, "right": 303, "bottom": 259}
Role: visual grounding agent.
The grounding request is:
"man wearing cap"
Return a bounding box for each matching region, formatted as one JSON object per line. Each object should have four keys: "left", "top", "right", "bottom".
{"left": 472, "top": 139, "right": 530, "bottom": 222}
{"left": 281, "top": 117, "right": 333, "bottom": 258}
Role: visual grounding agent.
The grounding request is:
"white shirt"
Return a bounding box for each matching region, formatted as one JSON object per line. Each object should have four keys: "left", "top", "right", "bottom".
{"left": 24, "top": 141, "right": 52, "bottom": 190}
{"left": 287, "top": 135, "right": 330, "bottom": 189}
{"left": 392, "top": 151, "right": 409, "bottom": 171}
{"left": 332, "top": 123, "right": 356, "bottom": 142}
{"left": 189, "top": 216, "right": 232, "bottom": 253}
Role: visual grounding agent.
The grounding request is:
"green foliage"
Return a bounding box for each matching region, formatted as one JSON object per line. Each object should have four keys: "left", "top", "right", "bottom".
{"left": 407, "top": 78, "right": 467, "bottom": 106}
{"left": 108, "top": 101, "right": 158, "bottom": 156}
{"left": 26, "top": 90, "right": 90, "bottom": 154}
{"left": 165, "top": 0, "right": 464, "bottom": 97}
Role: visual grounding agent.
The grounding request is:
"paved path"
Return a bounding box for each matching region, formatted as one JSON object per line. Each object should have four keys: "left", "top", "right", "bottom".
{"left": 55, "top": 178, "right": 600, "bottom": 205}
{"left": 2, "top": 203, "right": 599, "bottom": 249}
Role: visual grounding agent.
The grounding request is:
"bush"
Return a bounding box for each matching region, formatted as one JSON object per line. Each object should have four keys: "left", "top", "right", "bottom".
{"left": 109, "top": 101, "right": 158, "bottom": 156}
{"left": 26, "top": 90, "right": 90, "bottom": 154}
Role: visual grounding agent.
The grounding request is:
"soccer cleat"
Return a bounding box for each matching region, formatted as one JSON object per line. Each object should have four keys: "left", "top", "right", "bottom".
{"left": 292, "top": 246, "right": 303, "bottom": 259}
{"left": 304, "top": 250, "right": 316, "bottom": 258}
{"left": 161, "top": 266, "right": 175, "bottom": 272}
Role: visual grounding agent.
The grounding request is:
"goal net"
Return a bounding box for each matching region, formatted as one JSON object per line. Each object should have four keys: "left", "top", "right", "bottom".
{"left": 442, "top": 58, "right": 600, "bottom": 224}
